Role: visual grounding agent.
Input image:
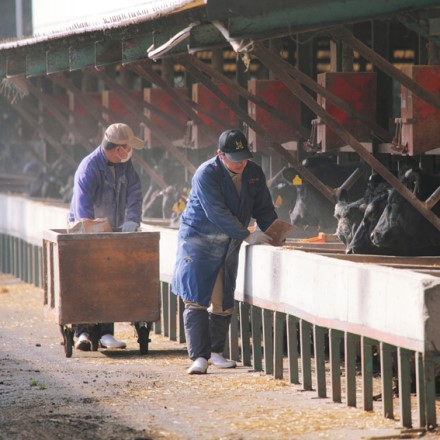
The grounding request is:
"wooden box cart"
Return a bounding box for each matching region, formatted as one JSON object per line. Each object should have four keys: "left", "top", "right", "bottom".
{"left": 42, "top": 229, "right": 160, "bottom": 357}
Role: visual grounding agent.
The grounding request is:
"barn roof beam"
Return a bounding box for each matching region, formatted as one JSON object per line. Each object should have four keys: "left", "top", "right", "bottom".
{"left": 206, "top": 0, "right": 440, "bottom": 41}
{"left": 179, "top": 53, "right": 336, "bottom": 203}
{"left": 254, "top": 42, "right": 440, "bottom": 232}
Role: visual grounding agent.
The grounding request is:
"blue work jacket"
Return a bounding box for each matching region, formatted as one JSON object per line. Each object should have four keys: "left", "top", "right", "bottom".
{"left": 68, "top": 146, "right": 142, "bottom": 228}
{"left": 171, "top": 156, "right": 277, "bottom": 309}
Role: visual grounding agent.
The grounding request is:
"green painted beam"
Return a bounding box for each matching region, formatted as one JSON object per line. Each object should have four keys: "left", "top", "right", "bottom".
{"left": 26, "top": 51, "right": 47, "bottom": 77}
{"left": 6, "top": 53, "right": 26, "bottom": 77}
{"left": 47, "top": 47, "right": 70, "bottom": 74}
{"left": 96, "top": 39, "right": 122, "bottom": 66}
{"left": 226, "top": 0, "right": 440, "bottom": 40}
{"left": 189, "top": 23, "right": 226, "bottom": 52}
{"left": 122, "top": 34, "right": 153, "bottom": 64}
{"left": 0, "top": 54, "right": 6, "bottom": 79}
{"left": 70, "top": 43, "right": 95, "bottom": 71}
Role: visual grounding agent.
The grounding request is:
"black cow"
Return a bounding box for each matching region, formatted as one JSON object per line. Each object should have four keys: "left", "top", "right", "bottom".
{"left": 334, "top": 172, "right": 391, "bottom": 252}
{"left": 284, "top": 156, "right": 370, "bottom": 232}
{"left": 371, "top": 168, "right": 440, "bottom": 256}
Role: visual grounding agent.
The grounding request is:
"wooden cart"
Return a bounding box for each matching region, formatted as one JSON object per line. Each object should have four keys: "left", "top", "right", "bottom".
{"left": 42, "top": 229, "right": 160, "bottom": 357}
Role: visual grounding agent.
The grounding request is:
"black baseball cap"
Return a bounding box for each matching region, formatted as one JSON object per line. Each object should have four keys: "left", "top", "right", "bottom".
{"left": 218, "top": 129, "right": 253, "bottom": 162}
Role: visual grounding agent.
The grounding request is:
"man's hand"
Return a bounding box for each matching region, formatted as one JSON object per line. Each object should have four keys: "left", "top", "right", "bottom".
{"left": 244, "top": 231, "right": 272, "bottom": 245}
{"left": 121, "top": 221, "right": 139, "bottom": 232}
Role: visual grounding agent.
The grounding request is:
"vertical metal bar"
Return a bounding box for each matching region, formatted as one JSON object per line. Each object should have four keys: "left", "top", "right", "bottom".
{"left": 36, "top": 245, "right": 42, "bottom": 288}
{"left": 287, "top": 315, "right": 299, "bottom": 384}
{"left": 300, "top": 319, "right": 312, "bottom": 390}
{"left": 161, "top": 281, "right": 169, "bottom": 337}
{"left": 273, "top": 312, "right": 285, "bottom": 380}
{"left": 314, "top": 325, "right": 327, "bottom": 398}
{"left": 329, "top": 329, "right": 342, "bottom": 403}
{"left": 168, "top": 283, "right": 177, "bottom": 341}
{"left": 251, "top": 305, "right": 263, "bottom": 371}
{"left": 362, "top": 337, "right": 375, "bottom": 411}
{"left": 263, "top": 308, "right": 274, "bottom": 375}
{"left": 227, "top": 300, "right": 239, "bottom": 361}
{"left": 381, "top": 342, "right": 394, "bottom": 419}
{"left": 416, "top": 352, "right": 426, "bottom": 428}
{"left": 423, "top": 351, "right": 437, "bottom": 429}
{"left": 398, "top": 347, "right": 412, "bottom": 428}
{"left": 240, "top": 302, "right": 251, "bottom": 366}
{"left": 177, "top": 296, "right": 186, "bottom": 343}
{"left": 345, "top": 332, "right": 358, "bottom": 407}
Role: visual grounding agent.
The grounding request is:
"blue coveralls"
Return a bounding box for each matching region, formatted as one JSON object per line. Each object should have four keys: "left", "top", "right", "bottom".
{"left": 69, "top": 145, "right": 142, "bottom": 336}
{"left": 171, "top": 155, "right": 277, "bottom": 360}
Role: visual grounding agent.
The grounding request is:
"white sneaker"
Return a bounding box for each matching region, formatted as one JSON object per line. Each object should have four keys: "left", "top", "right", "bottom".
{"left": 99, "top": 334, "right": 126, "bottom": 349}
{"left": 209, "top": 352, "right": 237, "bottom": 369}
{"left": 188, "top": 357, "right": 208, "bottom": 374}
{"left": 74, "top": 332, "right": 91, "bottom": 351}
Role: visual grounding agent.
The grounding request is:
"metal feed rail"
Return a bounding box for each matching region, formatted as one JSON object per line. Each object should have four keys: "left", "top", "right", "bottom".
{"left": 1, "top": 193, "right": 439, "bottom": 430}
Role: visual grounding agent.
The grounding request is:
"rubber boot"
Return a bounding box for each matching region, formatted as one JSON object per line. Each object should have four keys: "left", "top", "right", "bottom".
{"left": 183, "top": 308, "right": 210, "bottom": 360}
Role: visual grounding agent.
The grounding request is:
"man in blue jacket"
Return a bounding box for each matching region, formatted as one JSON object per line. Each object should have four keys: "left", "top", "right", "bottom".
{"left": 69, "top": 123, "right": 144, "bottom": 351}
{"left": 172, "top": 129, "right": 278, "bottom": 374}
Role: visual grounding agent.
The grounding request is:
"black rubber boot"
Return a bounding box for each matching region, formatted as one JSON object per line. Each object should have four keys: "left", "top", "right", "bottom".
{"left": 183, "top": 308, "right": 210, "bottom": 360}
{"left": 209, "top": 313, "right": 231, "bottom": 354}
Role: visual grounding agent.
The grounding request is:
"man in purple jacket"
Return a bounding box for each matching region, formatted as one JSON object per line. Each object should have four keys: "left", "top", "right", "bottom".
{"left": 172, "top": 129, "right": 277, "bottom": 374}
{"left": 69, "top": 123, "right": 144, "bottom": 351}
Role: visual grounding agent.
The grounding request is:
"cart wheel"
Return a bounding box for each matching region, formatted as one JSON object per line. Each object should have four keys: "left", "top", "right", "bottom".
{"left": 90, "top": 325, "right": 100, "bottom": 351}
{"left": 137, "top": 323, "right": 151, "bottom": 355}
{"left": 63, "top": 327, "right": 74, "bottom": 358}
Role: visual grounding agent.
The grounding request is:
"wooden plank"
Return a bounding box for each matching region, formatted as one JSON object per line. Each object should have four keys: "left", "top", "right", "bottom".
{"left": 26, "top": 51, "right": 47, "bottom": 77}
{"left": 416, "top": 352, "right": 426, "bottom": 428}
{"left": 95, "top": 39, "right": 122, "bottom": 66}
{"left": 177, "top": 296, "right": 185, "bottom": 343}
{"left": 161, "top": 282, "right": 169, "bottom": 337}
{"left": 47, "top": 47, "right": 70, "bottom": 74}
{"left": 228, "top": 302, "right": 240, "bottom": 361}
{"left": 168, "top": 283, "right": 177, "bottom": 341}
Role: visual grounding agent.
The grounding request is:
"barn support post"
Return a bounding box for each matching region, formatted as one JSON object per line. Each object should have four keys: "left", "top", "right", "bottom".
{"left": 398, "top": 347, "right": 413, "bottom": 428}
{"left": 422, "top": 351, "right": 437, "bottom": 429}
{"left": 251, "top": 305, "right": 263, "bottom": 371}
{"left": 380, "top": 342, "right": 395, "bottom": 419}
{"left": 253, "top": 42, "right": 440, "bottom": 233}
{"left": 361, "top": 337, "right": 376, "bottom": 411}
{"left": 263, "top": 308, "right": 274, "bottom": 375}
{"left": 314, "top": 325, "right": 327, "bottom": 398}
{"left": 168, "top": 283, "right": 177, "bottom": 342}
{"left": 273, "top": 311, "right": 285, "bottom": 379}
{"left": 415, "top": 352, "right": 426, "bottom": 428}
{"left": 239, "top": 301, "right": 252, "bottom": 366}
{"left": 329, "top": 329, "right": 343, "bottom": 403}
{"left": 345, "top": 332, "right": 359, "bottom": 407}
{"left": 300, "top": 319, "right": 312, "bottom": 390}
{"left": 227, "top": 301, "right": 240, "bottom": 362}
{"left": 287, "top": 314, "right": 299, "bottom": 384}
{"left": 161, "top": 281, "right": 169, "bottom": 338}
{"left": 177, "top": 296, "right": 185, "bottom": 343}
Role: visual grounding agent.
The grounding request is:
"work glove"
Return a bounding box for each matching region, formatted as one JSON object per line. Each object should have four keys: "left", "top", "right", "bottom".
{"left": 244, "top": 231, "right": 272, "bottom": 245}
{"left": 121, "top": 221, "right": 139, "bottom": 232}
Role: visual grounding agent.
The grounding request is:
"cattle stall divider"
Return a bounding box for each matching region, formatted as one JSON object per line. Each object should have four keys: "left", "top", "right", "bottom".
{"left": 1, "top": 193, "right": 439, "bottom": 430}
